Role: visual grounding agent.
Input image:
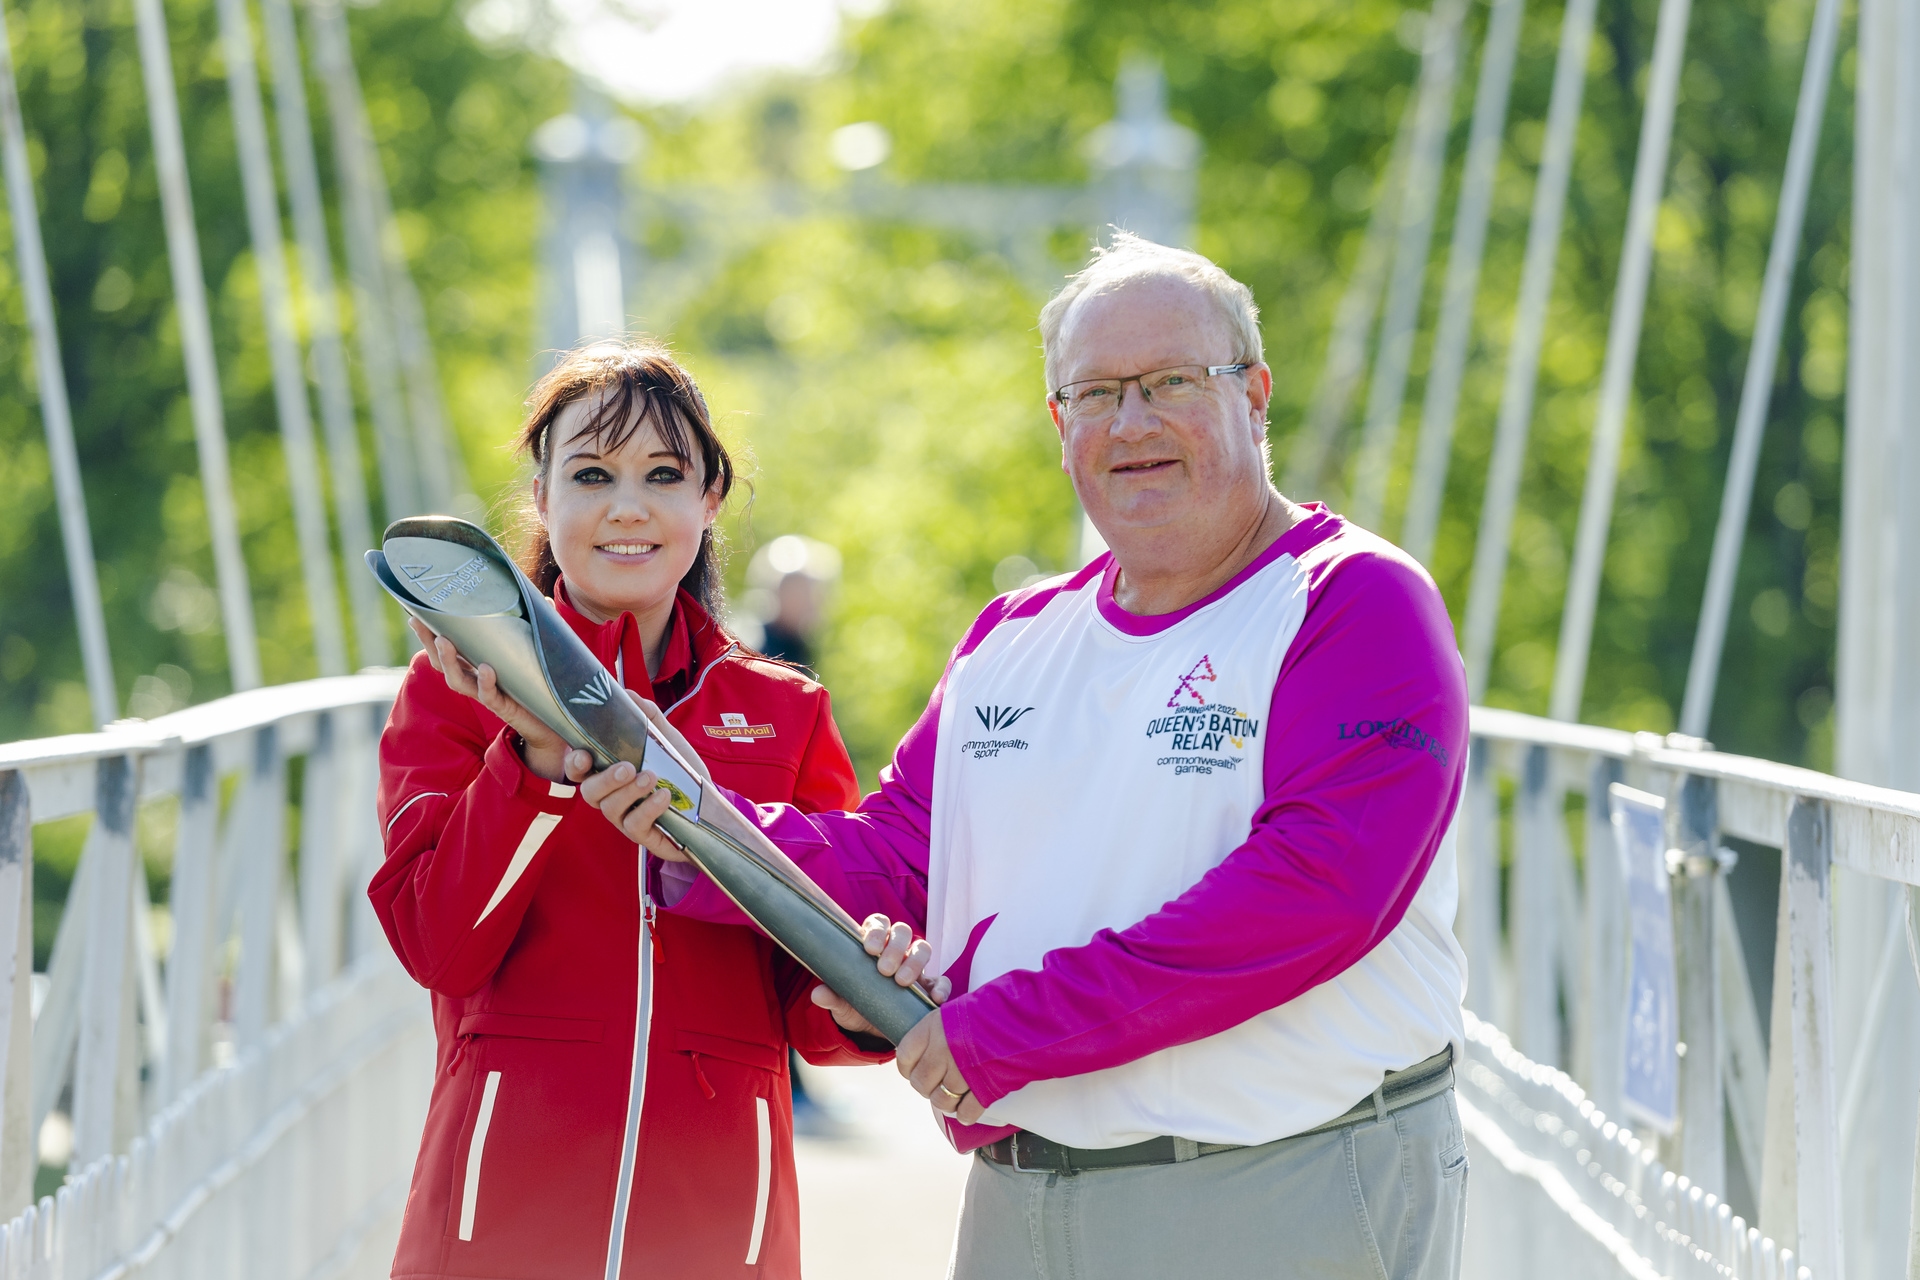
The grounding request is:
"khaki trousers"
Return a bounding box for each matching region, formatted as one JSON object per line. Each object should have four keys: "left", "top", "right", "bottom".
{"left": 947, "top": 1089, "right": 1468, "bottom": 1280}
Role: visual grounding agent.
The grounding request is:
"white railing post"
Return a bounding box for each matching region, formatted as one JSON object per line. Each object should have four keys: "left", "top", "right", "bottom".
{"left": 1514, "top": 744, "right": 1563, "bottom": 1064}
{"left": 346, "top": 703, "right": 388, "bottom": 966}
{"left": 160, "top": 743, "right": 217, "bottom": 1105}
{"left": 1459, "top": 738, "right": 1501, "bottom": 1022}
{"left": 72, "top": 755, "right": 137, "bottom": 1168}
{"left": 1668, "top": 772, "right": 1724, "bottom": 1193}
{"left": 1580, "top": 754, "right": 1626, "bottom": 1118}
{"left": 1760, "top": 797, "right": 1844, "bottom": 1279}
{"left": 299, "top": 712, "right": 343, "bottom": 995}
{"left": 0, "top": 771, "right": 32, "bottom": 1216}
{"left": 233, "top": 728, "right": 287, "bottom": 1050}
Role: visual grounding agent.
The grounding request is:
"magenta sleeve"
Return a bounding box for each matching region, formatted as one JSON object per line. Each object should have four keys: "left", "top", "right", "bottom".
{"left": 939, "top": 549, "right": 1469, "bottom": 1110}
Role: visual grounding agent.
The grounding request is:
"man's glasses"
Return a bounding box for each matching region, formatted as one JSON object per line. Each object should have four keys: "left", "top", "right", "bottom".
{"left": 1050, "top": 364, "right": 1249, "bottom": 425}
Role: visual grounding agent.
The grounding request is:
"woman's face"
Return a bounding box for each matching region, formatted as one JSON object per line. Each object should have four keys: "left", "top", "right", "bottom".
{"left": 533, "top": 395, "right": 721, "bottom": 624}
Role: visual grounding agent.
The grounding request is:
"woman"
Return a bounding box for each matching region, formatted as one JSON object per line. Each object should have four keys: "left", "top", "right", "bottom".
{"left": 370, "top": 339, "right": 912, "bottom": 1279}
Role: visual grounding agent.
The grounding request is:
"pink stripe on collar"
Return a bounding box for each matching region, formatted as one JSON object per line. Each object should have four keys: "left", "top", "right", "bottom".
{"left": 1093, "top": 504, "right": 1340, "bottom": 637}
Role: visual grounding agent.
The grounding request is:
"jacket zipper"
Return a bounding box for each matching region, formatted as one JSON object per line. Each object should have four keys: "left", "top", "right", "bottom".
{"left": 602, "top": 893, "right": 656, "bottom": 1280}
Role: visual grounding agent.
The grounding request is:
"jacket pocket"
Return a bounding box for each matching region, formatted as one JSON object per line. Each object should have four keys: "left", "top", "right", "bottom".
{"left": 453, "top": 1070, "right": 504, "bottom": 1242}
{"left": 456, "top": 1011, "right": 605, "bottom": 1042}
{"left": 675, "top": 1029, "right": 783, "bottom": 1074}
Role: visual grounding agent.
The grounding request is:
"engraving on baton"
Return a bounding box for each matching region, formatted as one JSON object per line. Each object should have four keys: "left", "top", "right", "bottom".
{"left": 402, "top": 555, "right": 490, "bottom": 608}
{"left": 569, "top": 670, "right": 615, "bottom": 707}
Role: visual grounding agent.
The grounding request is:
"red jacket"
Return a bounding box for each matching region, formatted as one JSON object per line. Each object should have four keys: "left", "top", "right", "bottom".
{"left": 371, "top": 585, "right": 876, "bottom": 1279}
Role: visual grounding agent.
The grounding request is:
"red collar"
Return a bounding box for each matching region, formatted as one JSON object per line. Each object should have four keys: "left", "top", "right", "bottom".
{"left": 551, "top": 580, "right": 733, "bottom": 708}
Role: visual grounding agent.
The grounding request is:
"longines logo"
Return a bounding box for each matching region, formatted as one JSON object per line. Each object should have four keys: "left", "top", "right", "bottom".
{"left": 975, "top": 705, "right": 1034, "bottom": 731}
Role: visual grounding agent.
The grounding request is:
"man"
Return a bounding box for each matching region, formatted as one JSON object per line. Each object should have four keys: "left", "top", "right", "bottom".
{"left": 591, "top": 233, "right": 1470, "bottom": 1278}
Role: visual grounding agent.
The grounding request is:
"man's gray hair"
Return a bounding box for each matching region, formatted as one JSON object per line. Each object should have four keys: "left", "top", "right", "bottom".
{"left": 1038, "top": 231, "right": 1263, "bottom": 391}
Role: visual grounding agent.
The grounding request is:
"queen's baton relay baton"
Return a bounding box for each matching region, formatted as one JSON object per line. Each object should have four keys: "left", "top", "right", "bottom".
{"left": 367, "top": 517, "right": 936, "bottom": 1044}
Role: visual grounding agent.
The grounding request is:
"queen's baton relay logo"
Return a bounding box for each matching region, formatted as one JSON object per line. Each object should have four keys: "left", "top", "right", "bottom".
{"left": 1147, "top": 655, "right": 1259, "bottom": 776}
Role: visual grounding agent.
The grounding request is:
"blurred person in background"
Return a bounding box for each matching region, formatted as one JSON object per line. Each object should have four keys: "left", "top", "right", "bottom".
{"left": 595, "top": 235, "right": 1472, "bottom": 1279}
{"left": 368, "top": 339, "right": 931, "bottom": 1280}
{"left": 741, "top": 534, "right": 842, "bottom": 675}
{"left": 740, "top": 533, "right": 848, "bottom": 1133}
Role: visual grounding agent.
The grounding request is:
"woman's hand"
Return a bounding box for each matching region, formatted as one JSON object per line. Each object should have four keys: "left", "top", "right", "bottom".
{"left": 808, "top": 915, "right": 951, "bottom": 1034}
{"left": 412, "top": 618, "right": 593, "bottom": 785}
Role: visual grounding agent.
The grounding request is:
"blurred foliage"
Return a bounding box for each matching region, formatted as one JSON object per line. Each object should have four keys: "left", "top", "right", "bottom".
{"left": 0, "top": 0, "right": 1852, "bottom": 786}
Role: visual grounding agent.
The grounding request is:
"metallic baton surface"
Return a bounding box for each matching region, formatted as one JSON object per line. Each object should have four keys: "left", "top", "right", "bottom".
{"left": 367, "top": 517, "right": 936, "bottom": 1043}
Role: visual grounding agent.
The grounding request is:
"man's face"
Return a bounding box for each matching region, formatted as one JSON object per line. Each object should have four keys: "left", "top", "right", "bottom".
{"left": 1049, "top": 276, "right": 1273, "bottom": 537}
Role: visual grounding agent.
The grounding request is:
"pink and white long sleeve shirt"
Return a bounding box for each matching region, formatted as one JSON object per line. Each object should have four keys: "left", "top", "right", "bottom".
{"left": 668, "top": 505, "right": 1470, "bottom": 1150}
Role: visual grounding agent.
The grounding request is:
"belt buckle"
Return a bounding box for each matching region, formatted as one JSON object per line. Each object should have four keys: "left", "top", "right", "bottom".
{"left": 1009, "top": 1132, "right": 1057, "bottom": 1174}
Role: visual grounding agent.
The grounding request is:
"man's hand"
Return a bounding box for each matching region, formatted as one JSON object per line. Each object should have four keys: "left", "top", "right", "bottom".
{"left": 809, "top": 915, "right": 953, "bottom": 1035}
{"left": 413, "top": 618, "right": 594, "bottom": 785}
{"left": 896, "top": 1006, "right": 983, "bottom": 1123}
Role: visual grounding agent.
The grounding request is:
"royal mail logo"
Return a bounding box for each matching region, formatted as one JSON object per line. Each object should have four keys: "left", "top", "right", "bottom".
{"left": 569, "top": 670, "right": 615, "bottom": 707}
{"left": 705, "top": 712, "right": 775, "bottom": 742}
{"left": 1167, "top": 655, "right": 1217, "bottom": 708}
{"left": 974, "top": 705, "right": 1034, "bottom": 732}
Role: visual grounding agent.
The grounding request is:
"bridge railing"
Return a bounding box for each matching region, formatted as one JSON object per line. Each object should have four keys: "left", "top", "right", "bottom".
{"left": 0, "top": 678, "right": 1913, "bottom": 1278}
{"left": 0, "top": 672, "right": 432, "bottom": 1279}
{"left": 1456, "top": 706, "right": 1920, "bottom": 1280}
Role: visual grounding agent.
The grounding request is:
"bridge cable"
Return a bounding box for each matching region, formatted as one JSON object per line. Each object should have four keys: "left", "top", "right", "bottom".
{"left": 1398, "top": 0, "right": 1527, "bottom": 567}
{"left": 1677, "top": 0, "right": 1842, "bottom": 739}
{"left": 0, "top": 2, "right": 118, "bottom": 723}
{"left": 213, "top": 0, "right": 352, "bottom": 678}
{"left": 260, "top": 0, "right": 393, "bottom": 668}
{"left": 131, "top": 0, "right": 263, "bottom": 691}
{"left": 1458, "top": 0, "right": 1601, "bottom": 701}
{"left": 1547, "top": 0, "right": 1696, "bottom": 722}
{"left": 1347, "top": 0, "right": 1469, "bottom": 532}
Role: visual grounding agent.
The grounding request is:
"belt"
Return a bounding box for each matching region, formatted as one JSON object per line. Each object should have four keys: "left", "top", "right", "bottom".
{"left": 979, "top": 1044, "right": 1455, "bottom": 1176}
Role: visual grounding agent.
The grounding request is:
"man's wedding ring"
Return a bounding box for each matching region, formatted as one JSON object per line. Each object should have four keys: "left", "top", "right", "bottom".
{"left": 933, "top": 1083, "right": 968, "bottom": 1108}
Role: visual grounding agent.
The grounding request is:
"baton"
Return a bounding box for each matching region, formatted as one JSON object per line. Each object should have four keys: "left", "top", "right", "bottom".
{"left": 367, "top": 516, "right": 937, "bottom": 1044}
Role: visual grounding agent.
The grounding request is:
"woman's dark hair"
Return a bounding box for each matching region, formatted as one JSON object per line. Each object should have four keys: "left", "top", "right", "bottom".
{"left": 511, "top": 338, "right": 736, "bottom": 615}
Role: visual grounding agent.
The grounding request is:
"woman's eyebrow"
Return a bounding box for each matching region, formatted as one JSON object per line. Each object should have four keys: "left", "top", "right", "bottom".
{"left": 559, "top": 448, "right": 602, "bottom": 466}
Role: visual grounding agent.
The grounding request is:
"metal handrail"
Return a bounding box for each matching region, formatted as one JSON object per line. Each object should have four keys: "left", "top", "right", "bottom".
{"left": 1462, "top": 704, "right": 1919, "bottom": 1279}
{"left": 0, "top": 679, "right": 1910, "bottom": 1278}
{"left": 0, "top": 670, "right": 420, "bottom": 1280}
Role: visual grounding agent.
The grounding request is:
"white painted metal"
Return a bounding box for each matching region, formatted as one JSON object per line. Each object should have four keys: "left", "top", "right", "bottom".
{"left": 1514, "top": 744, "right": 1564, "bottom": 1063}
{"left": 160, "top": 744, "right": 216, "bottom": 1106}
{"left": 3, "top": 671, "right": 1914, "bottom": 1274}
{"left": 1400, "top": 0, "right": 1526, "bottom": 567}
{"left": 303, "top": 0, "right": 420, "bottom": 521}
{"left": 0, "top": 771, "right": 32, "bottom": 1218}
{"left": 130, "top": 0, "right": 263, "bottom": 692}
{"left": 0, "top": 2, "right": 117, "bottom": 725}
{"left": 259, "top": 0, "right": 392, "bottom": 670}
{"left": 212, "top": 0, "right": 350, "bottom": 679}
{"left": 1579, "top": 755, "right": 1626, "bottom": 1120}
{"left": 1758, "top": 800, "right": 1843, "bottom": 1279}
{"left": 233, "top": 728, "right": 288, "bottom": 1050}
{"left": 1677, "top": 0, "right": 1842, "bottom": 740}
{"left": 1459, "top": 0, "right": 1601, "bottom": 699}
{"left": 72, "top": 756, "right": 138, "bottom": 1168}
{"left": 1547, "top": 0, "right": 1693, "bottom": 723}
{"left": 1717, "top": 875, "right": 1770, "bottom": 1210}
{"left": 1347, "top": 0, "right": 1467, "bottom": 531}
{"left": 1282, "top": 94, "right": 1418, "bottom": 500}
{"left": 1668, "top": 775, "right": 1724, "bottom": 1193}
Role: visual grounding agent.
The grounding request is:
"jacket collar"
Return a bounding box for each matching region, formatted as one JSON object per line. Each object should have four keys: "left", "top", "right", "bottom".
{"left": 551, "top": 578, "right": 733, "bottom": 707}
